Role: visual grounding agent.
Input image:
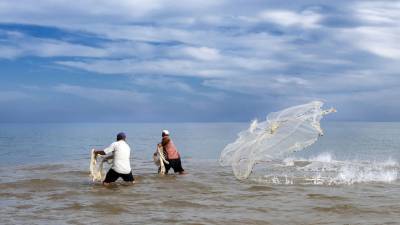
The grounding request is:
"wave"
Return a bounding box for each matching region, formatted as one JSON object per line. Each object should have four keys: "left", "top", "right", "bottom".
{"left": 250, "top": 153, "right": 399, "bottom": 185}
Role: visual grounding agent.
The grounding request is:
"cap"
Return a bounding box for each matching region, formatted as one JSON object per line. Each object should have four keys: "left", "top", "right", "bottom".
{"left": 162, "top": 130, "right": 170, "bottom": 135}
{"left": 117, "top": 132, "right": 126, "bottom": 140}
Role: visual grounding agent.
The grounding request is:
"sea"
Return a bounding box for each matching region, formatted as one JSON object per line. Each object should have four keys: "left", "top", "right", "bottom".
{"left": 0, "top": 122, "right": 399, "bottom": 225}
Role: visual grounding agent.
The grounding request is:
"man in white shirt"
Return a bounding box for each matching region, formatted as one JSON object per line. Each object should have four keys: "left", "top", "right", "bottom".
{"left": 93, "top": 132, "right": 134, "bottom": 186}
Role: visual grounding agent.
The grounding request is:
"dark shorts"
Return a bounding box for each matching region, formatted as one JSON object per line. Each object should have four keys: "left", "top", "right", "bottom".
{"left": 163, "top": 158, "right": 184, "bottom": 174}
{"left": 103, "top": 168, "right": 134, "bottom": 183}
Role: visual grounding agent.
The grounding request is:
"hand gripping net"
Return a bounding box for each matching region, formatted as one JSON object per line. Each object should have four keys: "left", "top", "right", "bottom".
{"left": 219, "top": 101, "right": 336, "bottom": 180}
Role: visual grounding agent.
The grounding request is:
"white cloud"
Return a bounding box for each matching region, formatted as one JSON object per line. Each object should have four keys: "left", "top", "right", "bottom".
{"left": 132, "top": 76, "right": 194, "bottom": 93}
{"left": 0, "top": 0, "right": 161, "bottom": 24}
{"left": 131, "top": 76, "right": 227, "bottom": 101}
{"left": 258, "top": 9, "right": 322, "bottom": 28}
{"left": 0, "top": 0, "right": 224, "bottom": 27}
{"left": 340, "top": 27, "right": 400, "bottom": 60}
{"left": 355, "top": 1, "right": 400, "bottom": 25}
{"left": 56, "top": 52, "right": 284, "bottom": 78}
{"left": 57, "top": 59, "right": 223, "bottom": 77}
{"left": 0, "top": 31, "right": 108, "bottom": 59}
{"left": 336, "top": 1, "right": 400, "bottom": 60}
{"left": 53, "top": 84, "right": 149, "bottom": 103}
{"left": 203, "top": 75, "right": 310, "bottom": 96}
{"left": 183, "top": 47, "right": 221, "bottom": 61}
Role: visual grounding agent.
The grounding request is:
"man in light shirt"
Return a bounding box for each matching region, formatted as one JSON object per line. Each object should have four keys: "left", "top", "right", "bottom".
{"left": 93, "top": 132, "right": 134, "bottom": 186}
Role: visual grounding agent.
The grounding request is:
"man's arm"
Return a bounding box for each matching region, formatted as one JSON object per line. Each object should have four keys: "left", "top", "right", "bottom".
{"left": 93, "top": 150, "right": 106, "bottom": 156}
{"left": 94, "top": 142, "right": 115, "bottom": 156}
{"left": 102, "top": 154, "right": 114, "bottom": 162}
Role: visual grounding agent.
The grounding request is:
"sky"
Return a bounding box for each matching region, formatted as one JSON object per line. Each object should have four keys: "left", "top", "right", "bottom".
{"left": 0, "top": 0, "right": 399, "bottom": 122}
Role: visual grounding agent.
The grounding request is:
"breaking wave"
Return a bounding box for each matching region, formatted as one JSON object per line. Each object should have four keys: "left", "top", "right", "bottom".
{"left": 250, "top": 153, "right": 399, "bottom": 185}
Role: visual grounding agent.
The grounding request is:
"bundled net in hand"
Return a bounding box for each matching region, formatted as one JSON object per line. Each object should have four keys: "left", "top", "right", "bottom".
{"left": 90, "top": 149, "right": 113, "bottom": 182}
{"left": 153, "top": 144, "right": 169, "bottom": 174}
{"left": 219, "top": 101, "right": 336, "bottom": 180}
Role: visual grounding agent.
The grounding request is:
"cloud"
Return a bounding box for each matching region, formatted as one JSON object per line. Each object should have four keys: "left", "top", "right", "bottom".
{"left": 56, "top": 52, "right": 285, "bottom": 78}
{"left": 56, "top": 59, "right": 228, "bottom": 78}
{"left": 335, "top": 1, "right": 400, "bottom": 60}
{"left": 204, "top": 74, "right": 310, "bottom": 96}
{"left": 182, "top": 46, "right": 221, "bottom": 61}
{"left": 258, "top": 9, "right": 322, "bottom": 28}
{"left": 338, "top": 27, "right": 400, "bottom": 59}
{"left": 132, "top": 76, "right": 194, "bottom": 93}
{"left": 1, "top": 0, "right": 400, "bottom": 121}
{"left": 53, "top": 84, "right": 149, "bottom": 103}
{"left": 131, "top": 76, "right": 227, "bottom": 102}
{"left": 0, "top": 0, "right": 224, "bottom": 28}
{"left": 0, "top": 30, "right": 108, "bottom": 59}
{"left": 354, "top": 1, "right": 400, "bottom": 25}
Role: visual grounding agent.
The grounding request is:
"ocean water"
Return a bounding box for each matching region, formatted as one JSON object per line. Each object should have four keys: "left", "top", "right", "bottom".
{"left": 0, "top": 122, "right": 399, "bottom": 224}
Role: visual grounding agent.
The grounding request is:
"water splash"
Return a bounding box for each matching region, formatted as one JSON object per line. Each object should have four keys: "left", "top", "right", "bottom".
{"left": 251, "top": 153, "right": 399, "bottom": 185}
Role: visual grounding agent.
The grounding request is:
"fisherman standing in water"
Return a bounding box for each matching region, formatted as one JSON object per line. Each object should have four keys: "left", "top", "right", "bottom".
{"left": 93, "top": 132, "right": 135, "bottom": 186}
{"left": 155, "top": 130, "right": 185, "bottom": 174}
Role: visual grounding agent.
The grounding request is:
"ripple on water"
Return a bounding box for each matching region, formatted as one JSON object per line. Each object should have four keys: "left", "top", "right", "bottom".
{"left": 162, "top": 199, "right": 208, "bottom": 209}
{"left": 307, "top": 193, "right": 348, "bottom": 201}
{"left": 57, "top": 202, "right": 129, "bottom": 215}
{"left": 0, "top": 178, "right": 72, "bottom": 190}
{"left": 246, "top": 185, "right": 275, "bottom": 191}
{"left": 47, "top": 190, "right": 81, "bottom": 201}
{"left": 18, "top": 164, "right": 66, "bottom": 171}
{"left": 0, "top": 192, "right": 33, "bottom": 200}
{"left": 57, "top": 170, "right": 89, "bottom": 177}
{"left": 15, "top": 204, "right": 34, "bottom": 209}
{"left": 313, "top": 204, "right": 377, "bottom": 214}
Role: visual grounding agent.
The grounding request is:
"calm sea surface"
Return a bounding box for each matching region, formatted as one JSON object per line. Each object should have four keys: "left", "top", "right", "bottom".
{"left": 0, "top": 122, "right": 399, "bottom": 224}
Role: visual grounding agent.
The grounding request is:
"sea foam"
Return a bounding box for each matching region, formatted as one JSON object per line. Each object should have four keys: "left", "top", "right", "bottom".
{"left": 251, "top": 153, "right": 399, "bottom": 185}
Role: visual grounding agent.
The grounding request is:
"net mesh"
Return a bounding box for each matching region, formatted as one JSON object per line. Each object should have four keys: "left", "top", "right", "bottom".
{"left": 219, "top": 101, "right": 336, "bottom": 180}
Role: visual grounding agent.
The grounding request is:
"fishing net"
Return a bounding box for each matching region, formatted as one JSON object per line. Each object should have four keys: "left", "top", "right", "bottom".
{"left": 219, "top": 101, "right": 336, "bottom": 180}
{"left": 90, "top": 149, "right": 113, "bottom": 182}
{"left": 153, "top": 144, "right": 169, "bottom": 174}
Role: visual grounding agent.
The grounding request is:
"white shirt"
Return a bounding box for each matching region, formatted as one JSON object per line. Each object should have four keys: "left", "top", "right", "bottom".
{"left": 104, "top": 140, "right": 132, "bottom": 174}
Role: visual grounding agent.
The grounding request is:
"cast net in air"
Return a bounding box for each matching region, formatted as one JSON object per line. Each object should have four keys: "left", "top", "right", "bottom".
{"left": 219, "top": 101, "right": 336, "bottom": 180}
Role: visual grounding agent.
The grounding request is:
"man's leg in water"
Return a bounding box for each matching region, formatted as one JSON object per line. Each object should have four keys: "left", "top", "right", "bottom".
{"left": 162, "top": 160, "right": 171, "bottom": 174}
{"left": 171, "top": 158, "right": 186, "bottom": 174}
{"left": 121, "top": 171, "right": 135, "bottom": 184}
{"left": 103, "top": 168, "right": 119, "bottom": 186}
